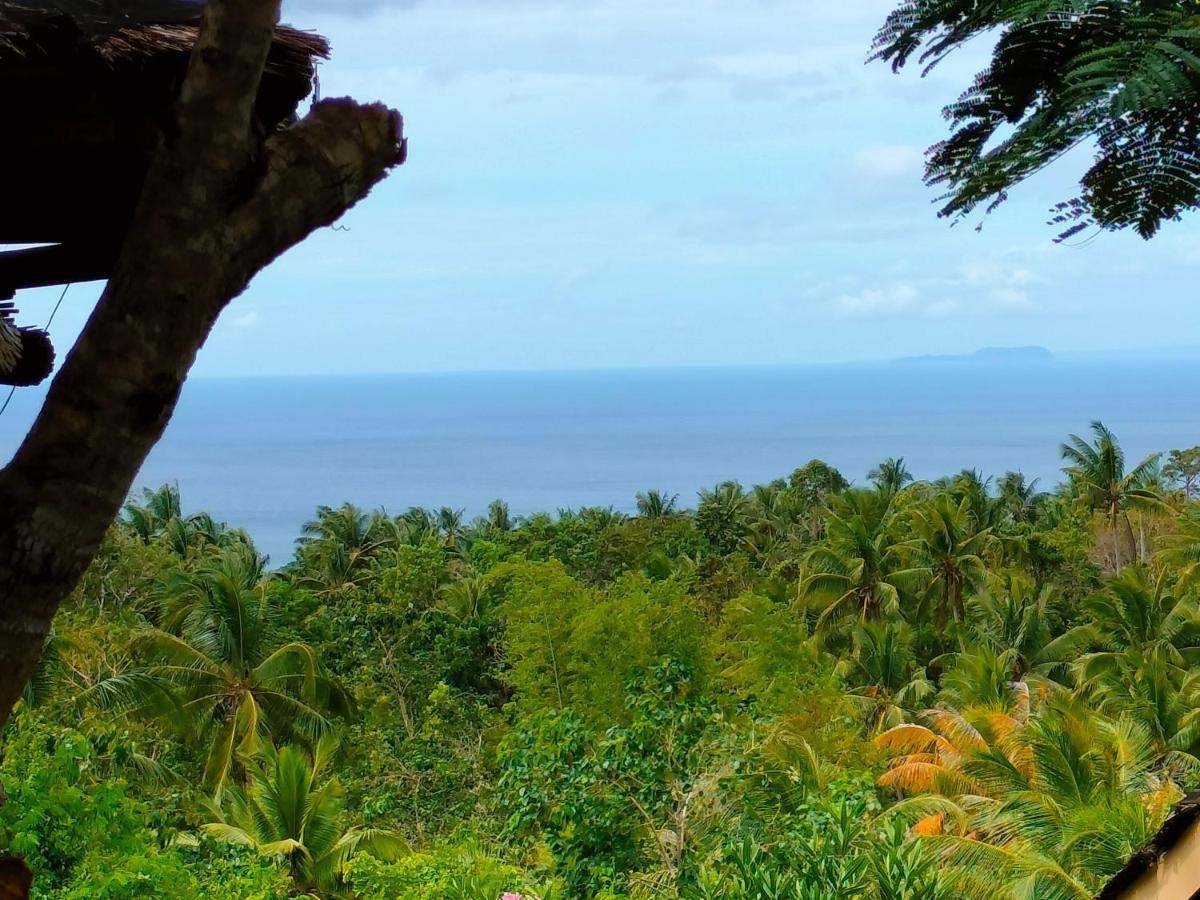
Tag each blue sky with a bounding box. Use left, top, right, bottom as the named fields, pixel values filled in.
left=19, top=0, right=1200, bottom=374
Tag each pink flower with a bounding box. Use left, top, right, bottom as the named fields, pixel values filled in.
left=501, top=894, right=523, bottom=900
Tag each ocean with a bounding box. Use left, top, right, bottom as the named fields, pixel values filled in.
left=2, top=360, right=1197, bottom=565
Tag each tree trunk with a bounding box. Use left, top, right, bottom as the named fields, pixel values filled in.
left=0, top=0, right=404, bottom=728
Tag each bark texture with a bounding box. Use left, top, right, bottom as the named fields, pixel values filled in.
left=0, top=0, right=404, bottom=726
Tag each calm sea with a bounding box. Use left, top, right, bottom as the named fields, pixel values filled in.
left=2, top=360, right=1197, bottom=564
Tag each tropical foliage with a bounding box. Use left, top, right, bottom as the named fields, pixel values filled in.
left=874, top=0, right=1200, bottom=238
left=3, top=422, right=1200, bottom=898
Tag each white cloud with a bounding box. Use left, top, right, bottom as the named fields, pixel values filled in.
left=958, top=258, right=1044, bottom=312
left=834, top=268, right=1040, bottom=319
left=834, top=284, right=920, bottom=317
left=849, top=144, right=925, bottom=181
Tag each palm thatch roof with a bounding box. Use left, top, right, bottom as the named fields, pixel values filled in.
left=0, top=300, right=52, bottom=387
left=0, top=1, right=328, bottom=385
left=0, top=0, right=328, bottom=288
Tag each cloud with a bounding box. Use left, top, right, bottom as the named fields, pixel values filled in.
left=848, top=144, right=925, bottom=182
left=958, top=259, right=1044, bottom=312
left=650, top=46, right=860, bottom=104
left=834, top=284, right=920, bottom=317
left=833, top=263, right=1043, bottom=319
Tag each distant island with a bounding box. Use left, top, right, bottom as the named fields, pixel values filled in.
left=895, top=345, right=1055, bottom=364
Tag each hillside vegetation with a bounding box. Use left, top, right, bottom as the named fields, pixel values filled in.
left=4, top=422, right=1200, bottom=899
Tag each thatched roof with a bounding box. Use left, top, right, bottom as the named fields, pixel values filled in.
left=0, top=1, right=327, bottom=102
left=0, top=0, right=329, bottom=295
left=0, top=300, right=52, bottom=386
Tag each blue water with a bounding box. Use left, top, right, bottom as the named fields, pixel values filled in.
left=2, top=361, right=1198, bottom=564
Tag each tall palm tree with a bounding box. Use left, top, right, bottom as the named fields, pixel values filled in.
left=696, top=481, right=753, bottom=555
left=799, top=489, right=918, bottom=627
left=579, top=505, right=625, bottom=530
left=299, top=503, right=393, bottom=559
left=869, top=457, right=914, bottom=496
left=433, top=506, right=469, bottom=554
left=836, top=622, right=933, bottom=731
left=1085, top=644, right=1200, bottom=757
left=1068, top=567, right=1200, bottom=671
left=438, top=575, right=496, bottom=623
left=155, top=542, right=267, bottom=631
left=397, top=506, right=438, bottom=546
left=945, top=469, right=1003, bottom=531
left=966, top=574, right=1080, bottom=682
left=936, top=645, right=1028, bottom=713
left=879, top=700, right=1188, bottom=899
left=121, top=483, right=183, bottom=542
left=1155, top=508, right=1200, bottom=590
left=486, top=498, right=514, bottom=535
left=636, top=489, right=679, bottom=519
left=905, top=496, right=994, bottom=629
left=297, top=541, right=380, bottom=597
left=92, top=546, right=349, bottom=797
left=295, top=503, right=395, bottom=590
left=1061, top=421, right=1163, bottom=567
left=203, top=736, right=405, bottom=894
left=995, top=471, right=1041, bottom=525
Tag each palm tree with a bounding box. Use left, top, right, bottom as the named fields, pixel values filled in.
left=1156, top=508, right=1200, bottom=590
left=156, top=542, right=267, bottom=630
left=799, top=489, right=918, bottom=627
left=154, top=510, right=258, bottom=561
left=636, top=489, right=679, bottom=519
left=1086, top=644, right=1200, bottom=757
left=995, top=471, right=1041, bottom=525
left=747, top=480, right=806, bottom=556
left=295, top=503, right=395, bottom=590
left=936, top=645, right=1028, bottom=713
left=297, top=541, right=379, bottom=597
left=966, top=574, right=1079, bottom=682
left=945, top=469, right=1003, bottom=531
left=1061, top=421, right=1163, bottom=567
left=203, top=736, right=405, bottom=894
left=486, top=498, right=514, bottom=535
left=299, top=503, right=393, bottom=558
left=905, top=496, right=994, bottom=629
left=92, top=545, right=350, bottom=797
left=433, top=506, right=469, bottom=554
left=121, top=483, right=183, bottom=542
left=696, top=481, right=753, bottom=555
left=1068, top=567, right=1200, bottom=670
left=836, top=622, right=933, bottom=731
left=397, top=506, right=437, bottom=546
left=438, top=575, right=496, bottom=623
left=878, top=700, right=1188, bottom=899
left=869, top=458, right=913, bottom=496
left=579, top=505, right=625, bottom=530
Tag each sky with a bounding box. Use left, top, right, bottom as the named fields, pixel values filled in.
left=16, top=0, right=1200, bottom=374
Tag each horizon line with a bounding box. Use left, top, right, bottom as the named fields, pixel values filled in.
left=186, top=346, right=1200, bottom=380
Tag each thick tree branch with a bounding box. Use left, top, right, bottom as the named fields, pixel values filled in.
left=0, top=0, right=404, bottom=725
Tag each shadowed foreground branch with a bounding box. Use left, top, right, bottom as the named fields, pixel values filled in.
left=0, top=0, right=405, bottom=729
